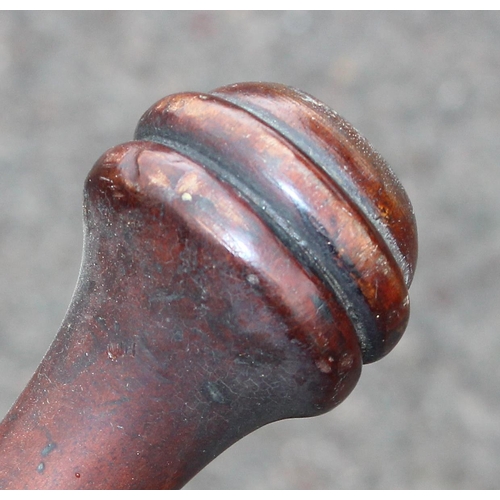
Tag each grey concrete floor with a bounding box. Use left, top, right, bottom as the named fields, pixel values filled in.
left=0, top=11, right=499, bottom=489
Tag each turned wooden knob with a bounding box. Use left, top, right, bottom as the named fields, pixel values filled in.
left=0, top=82, right=417, bottom=489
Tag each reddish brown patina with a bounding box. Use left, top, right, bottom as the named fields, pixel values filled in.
left=0, top=82, right=417, bottom=489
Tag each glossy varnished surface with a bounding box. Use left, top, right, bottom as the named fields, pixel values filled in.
left=0, top=140, right=362, bottom=489
left=212, top=82, right=417, bottom=286
left=135, top=82, right=417, bottom=362
left=0, top=82, right=416, bottom=489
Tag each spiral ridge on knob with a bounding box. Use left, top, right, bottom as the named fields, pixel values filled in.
left=133, top=82, right=417, bottom=363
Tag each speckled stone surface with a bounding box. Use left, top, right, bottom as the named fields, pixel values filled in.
left=0, top=11, right=499, bottom=489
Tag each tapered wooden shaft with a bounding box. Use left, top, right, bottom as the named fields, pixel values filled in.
left=0, top=83, right=417, bottom=489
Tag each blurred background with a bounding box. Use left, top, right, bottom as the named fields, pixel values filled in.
left=0, top=11, right=499, bottom=489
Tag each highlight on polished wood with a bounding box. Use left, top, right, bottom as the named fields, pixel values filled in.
left=0, top=82, right=417, bottom=489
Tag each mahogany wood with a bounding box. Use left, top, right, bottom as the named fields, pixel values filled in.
left=0, top=82, right=417, bottom=489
